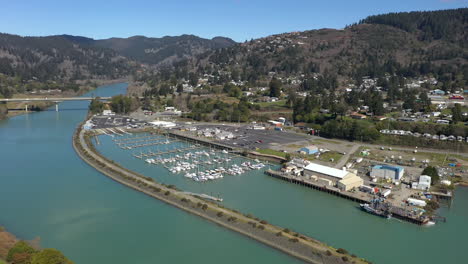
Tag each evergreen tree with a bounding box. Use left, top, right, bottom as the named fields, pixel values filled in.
left=269, top=78, right=282, bottom=98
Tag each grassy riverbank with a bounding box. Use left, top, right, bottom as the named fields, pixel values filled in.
left=0, top=226, right=72, bottom=264
left=0, top=227, right=16, bottom=262
left=74, top=123, right=370, bottom=264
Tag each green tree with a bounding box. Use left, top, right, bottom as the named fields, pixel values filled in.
left=110, top=95, right=139, bottom=114
left=31, top=249, right=74, bottom=264
left=402, top=91, right=416, bottom=110
left=7, top=241, right=37, bottom=263
left=88, top=98, right=105, bottom=114
left=176, top=83, right=184, bottom=93
left=189, top=72, right=198, bottom=87
left=451, top=103, right=463, bottom=123
left=269, top=78, right=282, bottom=98
left=419, top=91, right=431, bottom=112
left=422, top=166, right=439, bottom=184
left=228, top=86, right=242, bottom=98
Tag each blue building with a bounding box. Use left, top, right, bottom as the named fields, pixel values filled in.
left=299, top=145, right=319, bottom=155
left=370, top=165, right=405, bottom=182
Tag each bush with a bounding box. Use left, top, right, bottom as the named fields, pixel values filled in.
left=258, top=225, right=265, bottom=230
left=326, top=250, right=332, bottom=256
left=31, top=248, right=74, bottom=264
left=283, top=228, right=290, bottom=233
left=276, top=232, right=283, bottom=237
left=201, top=204, right=208, bottom=210
left=337, top=248, right=348, bottom=254
left=342, top=256, right=349, bottom=262
left=260, top=220, right=268, bottom=225
left=7, top=241, right=37, bottom=262
left=216, top=212, right=224, bottom=217
left=289, top=238, right=299, bottom=243
left=164, top=191, right=170, bottom=196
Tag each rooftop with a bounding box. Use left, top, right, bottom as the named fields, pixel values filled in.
left=304, top=163, right=349, bottom=179
left=372, top=165, right=404, bottom=173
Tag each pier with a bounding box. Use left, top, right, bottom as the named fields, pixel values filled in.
left=265, top=169, right=371, bottom=203
left=265, top=169, right=430, bottom=225
left=133, top=146, right=204, bottom=159
left=168, top=131, right=234, bottom=151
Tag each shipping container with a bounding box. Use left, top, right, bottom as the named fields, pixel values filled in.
left=407, top=198, right=427, bottom=207
left=382, top=189, right=391, bottom=197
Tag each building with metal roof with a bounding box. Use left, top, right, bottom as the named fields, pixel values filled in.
left=370, top=165, right=404, bottom=182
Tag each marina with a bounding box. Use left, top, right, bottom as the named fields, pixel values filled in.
left=2, top=83, right=465, bottom=264
left=109, top=132, right=267, bottom=184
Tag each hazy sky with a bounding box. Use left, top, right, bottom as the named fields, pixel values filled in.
left=1, top=0, right=466, bottom=41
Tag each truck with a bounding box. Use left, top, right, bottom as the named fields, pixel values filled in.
left=449, top=95, right=465, bottom=100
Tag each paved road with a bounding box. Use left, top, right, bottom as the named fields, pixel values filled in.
left=306, top=135, right=468, bottom=158
left=335, top=144, right=361, bottom=169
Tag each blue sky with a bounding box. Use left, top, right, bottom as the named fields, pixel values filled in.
left=1, top=0, right=466, bottom=41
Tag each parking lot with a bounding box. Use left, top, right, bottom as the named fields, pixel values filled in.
left=193, top=124, right=310, bottom=149
left=91, top=115, right=148, bottom=129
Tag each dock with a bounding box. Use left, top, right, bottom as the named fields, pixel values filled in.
left=265, top=169, right=431, bottom=225
left=168, top=131, right=234, bottom=151
left=265, top=169, right=371, bottom=203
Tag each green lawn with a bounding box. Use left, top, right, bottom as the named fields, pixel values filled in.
left=319, top=151, right=344, bottom=162
left=0, top=259, right=6, bottom=264
left=254, top=100, right=287, bottom=108
left=313, top=139, right=342, bottom=145
left=256, top=148, right=288, bottom=158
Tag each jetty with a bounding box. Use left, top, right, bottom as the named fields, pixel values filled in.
left=74, top=124, right=368, bottom=264
left=183, top=192, right=223, bottom=202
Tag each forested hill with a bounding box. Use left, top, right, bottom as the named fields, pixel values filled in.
left=358, top=8, right=468, bottom=46
left=92, top=35, right=236, bottom=65
left=0, top=33, right=133, bottom=81
left=186, top=8, right=467, bottom=83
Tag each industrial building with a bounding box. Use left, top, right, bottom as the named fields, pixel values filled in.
left=303, top=163, right=363, bottom=191
left=149, top=121, right=177, bottom=128
left=370, top=165, right=404, bottom=182
left=299, top=145, right=319, bottom=155
left=337, top=174, right=364, bottom=191
left=412, top=175, right=432, bottom=190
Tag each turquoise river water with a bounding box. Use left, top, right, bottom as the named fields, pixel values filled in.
left=1, top=83, right=467, bottom=264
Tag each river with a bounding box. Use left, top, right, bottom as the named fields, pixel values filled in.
left=1, top=83, right=467, bottom=264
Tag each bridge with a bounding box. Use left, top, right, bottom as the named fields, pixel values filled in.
left=0, top=97, right=112, bottom=112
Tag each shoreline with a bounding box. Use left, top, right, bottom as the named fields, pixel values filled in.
left=0, top=226, right=17, bottom=261
left=73, top=123, right=369, bottom=264
left=1, top=78, right=129, bottom=120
